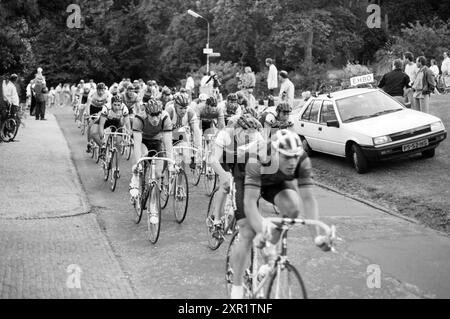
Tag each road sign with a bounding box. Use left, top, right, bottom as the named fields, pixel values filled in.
left=203, top=48, right=213, bottom=54
left=209, top=52, right=221, bottom=57
left=350, top=73, right=374, bottom=87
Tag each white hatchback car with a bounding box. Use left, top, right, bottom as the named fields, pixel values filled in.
left=292, top=88, right=447, bottom=173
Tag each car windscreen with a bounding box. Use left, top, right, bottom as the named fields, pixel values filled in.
left=335, top=91, right=404, bottom=123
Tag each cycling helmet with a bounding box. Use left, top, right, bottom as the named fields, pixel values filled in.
left=111, top=95, right=123, bottom=105
left=276, top=102, right=293, bottom=113
left=142, top=92, right=152, bottom=103
left=97, top=82, right=106, bottom=90
left=236, top=113, right=262, bottom=130
left=226, top=101, right=239, bottom=116
left=144, top=98, right=163, bottom=114
left=173, top=92, right=190, bottom=107
left=227, top=93, right=238, bottom=102
left=272, top=129, right=304, bottom=157
left=83, top=87, right=90, bottom=94
left=198, top=93, right=208, bottom=102
left=205, top=96, right=217, bottom=107
left=161, top=86, right=171, bottom=95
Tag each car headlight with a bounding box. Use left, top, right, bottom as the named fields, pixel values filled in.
left=373, top=135, right=392, bottom=145
left=430, top=121, right=445, bottom=132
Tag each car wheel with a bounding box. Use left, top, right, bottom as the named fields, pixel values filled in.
left=349, top=144, right=369, bottom=174
left=300, top=136, right=314, bottom=157
left=421, top=148, right=435, bottom=158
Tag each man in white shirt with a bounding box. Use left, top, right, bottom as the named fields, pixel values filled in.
left=278, top=71, right=295, bottom=107
left=185, top=72, right=195, bottom=100
left=2, top=74, right=20, bottom=106
left=404, top=52, right=418, bottom=109
left=441, top=52, right=450, bottom=76
left=265, top=58, right=278, bottom=106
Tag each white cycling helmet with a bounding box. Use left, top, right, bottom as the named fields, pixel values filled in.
left=272, top=129, right=304, bottom=157
left=198, top=93, right=208, bottom=102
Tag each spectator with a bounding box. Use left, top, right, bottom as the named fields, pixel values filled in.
left=49, top=87, right=56, bottom=108
left=33, top=75, right=47, bottom=120
left=278, top=71, right=295, bottom=107
left=205, top=71, right=222, bottom=99
left=26, top=79, right=34, bottom=110
left=441, top=52, right=450, bottom=76
left=55, top=83, right=62, bottom=107
left=241, top=66, right=256, bottom=94
left=185, top=72, right=195, bottom=100
left=89, top=79, right=96, bottom=90
left=430, top=59, right=441, bottom=95
left=2, top=74, right=20, bottom=107
left=199, top=71, right=212, bottom=96
left=378, top=59, right=410, bottom=104
left=412, top=56, right=436, bottom=114
left=404, top=52, right=419, bottom=110
left=265, top=58, right=278, bottom=106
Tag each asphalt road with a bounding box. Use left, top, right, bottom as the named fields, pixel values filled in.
left=51, top=107, right=450, bottom=299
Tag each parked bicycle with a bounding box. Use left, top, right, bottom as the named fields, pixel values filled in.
left=225, top=217, right=337, bottom=299
left=1, top=103, right=23, bottom=143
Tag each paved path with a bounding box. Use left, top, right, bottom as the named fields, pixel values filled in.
left=0, top=113, right=136, bottom=298
left=1, top=108, right=449, bottom=298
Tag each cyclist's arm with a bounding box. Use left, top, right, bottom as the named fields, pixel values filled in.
left=217, top=108, right=225, bottom=129
left=98, top=116, right=106, bottom=140
left=209, top=130, right=230, bottom=179
left=162, top=113, right=174, bottom=161
left=132, top=117, right=144, bottom=164
left=188, top=110, right=202, bottom=150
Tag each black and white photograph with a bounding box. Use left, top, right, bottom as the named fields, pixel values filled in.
left=1, top=0, right=449, bottom=303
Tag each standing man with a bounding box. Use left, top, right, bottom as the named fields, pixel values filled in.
left=278, top=71, right=295, bottom=107
left=185, top=72, right=195, bottom=101
left=441, top=52, right=450, bottom=76
left=412, top=56, right=436, bottom=114
left=33, top=75, right=47, bottom=120
left=404, top=52, right=419, bottom=110
left=378, top=59, right=410, bottom=104
left=265, top=58, right=278, bottom=106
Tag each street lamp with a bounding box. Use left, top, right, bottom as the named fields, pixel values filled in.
left=187, top=9, right=210, bottom=73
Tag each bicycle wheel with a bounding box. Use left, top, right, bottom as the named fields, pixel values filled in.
left=204, top=165, right=217, bottom=196
left=146, top=183, right=162, bottom=244
left=266, top=261, right=307, bottom=299
left=133, top=162, right=149, bottom=224
left=225, top=231, right=254, bottom=298
left=90, top=142, right=95, bottom=159
left=206, top=188, right=223, bottom=250
left=110, top=149, right=119, bottom=192
left=173, top=169, right=189, bottom=224
left=0, top=118, right=18, bottom=142
left=191, top=161, right=202, bottom=186
left=120, top=137, right=126, bottom=156
left=126, top=142, right=133, bottom=161
left=103, top=147, right=111, bottom=181
left=160, top=166, right=170, bottom=209
left=80, top=119, right=86, bottom=136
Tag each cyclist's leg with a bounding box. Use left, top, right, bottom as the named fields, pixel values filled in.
left=130, top=142, right=149, bottom=198
left=230, top=173, right=255, bottom=293
left=91, top=123, right=102, bottom=147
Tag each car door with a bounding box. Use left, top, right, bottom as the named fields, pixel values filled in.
left=316, top=100, right=346, bottom=156
left=298, top=99, right=323, bottom=150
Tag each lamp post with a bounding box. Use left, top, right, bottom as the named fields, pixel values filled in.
left=187, top=9, right=210, bottom=73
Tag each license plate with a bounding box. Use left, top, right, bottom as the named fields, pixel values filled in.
left=402, top=139, right=429, bottom=152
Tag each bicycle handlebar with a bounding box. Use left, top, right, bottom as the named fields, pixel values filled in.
left=136, top=156, right=176, bottom=167
left=266, top=217, right=337, bottom=241
left=173, top=146, right=200, bottom=154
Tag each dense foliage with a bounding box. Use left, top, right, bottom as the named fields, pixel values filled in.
left=1, top=0, right=450, bottom=94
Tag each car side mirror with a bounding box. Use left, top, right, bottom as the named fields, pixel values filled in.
left=327, top=120, right=340, bottom=128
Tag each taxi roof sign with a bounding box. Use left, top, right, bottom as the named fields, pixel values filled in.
left=350, top=74, right=374, bottom=87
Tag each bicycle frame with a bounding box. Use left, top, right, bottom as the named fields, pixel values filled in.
left=248, top=218, right=336, bottom=298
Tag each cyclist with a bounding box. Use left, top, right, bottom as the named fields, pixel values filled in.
left=193, top=95, right=225, bottom=133
left=259, top=102, right=294, bottom=138
left=165, top=92, right=202, bottom=169
left=160, top=86, right=173, bottom=109
left=85, top=83, right=110, bottom=153
left=218, top=93, right=242, bottom=126
left=122, top=84, right=139, bottom=116
left=98, top=95, right=131, bottom=153
left=237, top=91, right=257, bottom=117
left=229, top=129, right=332, bottom=299
left=209, top=113, right=263, bottom=236
left=129, top=98, right=174, bottom=202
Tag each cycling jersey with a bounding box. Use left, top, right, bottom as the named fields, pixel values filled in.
left=165, top=102, right=198, bottom=142
left=132, top=111, right=172, bottom=141
left=245, top=146, right=314, bottom=203
left=122, top=92, right=138, bottom=114
left=87, top=91, right=111, bottom=115
left=192, top=101, right=225, bottom=131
